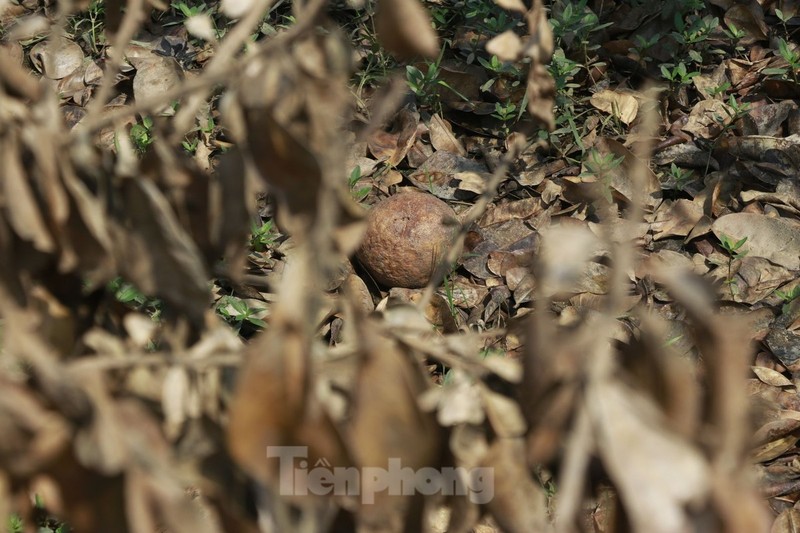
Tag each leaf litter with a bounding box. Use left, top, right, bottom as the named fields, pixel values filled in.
left=0, top=0, right=800, bottom=531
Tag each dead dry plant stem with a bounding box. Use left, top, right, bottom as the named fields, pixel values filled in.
left=73, top=0, right=328, bottom=139
left=170, top=0, right=278, bottom=140
left=555, top=405, right=592, bottom=533
left=416, top=141, right=523, bottom=312
left=85, top=0, right=147, bottom=119
left=390, top=329, right=507, bottom=376
left=68, top=352, right=243, bottom=370
left=607, top=96, right=655, bottom=317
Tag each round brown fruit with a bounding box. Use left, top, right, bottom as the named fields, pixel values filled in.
left=356, top=191, right=461, bottom=289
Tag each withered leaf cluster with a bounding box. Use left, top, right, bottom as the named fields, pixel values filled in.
left=0, top=0, right=797, bottom=532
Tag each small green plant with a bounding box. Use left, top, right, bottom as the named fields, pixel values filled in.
left=550, top=0, right=611, bottom=52
left=171, top=0, right=211, bottom=19
left=405, top=48, right=470, bottom=110
left=707, top=82, right=731, bottom=98
left=664, top=162, right=694, bottom=190
left=660, top=62, right=699, bottom=86
left=130, top=116, right=154, bottom=153
left=478, top=55, right=523, bottom=90
left=547, top=48, right=582, bottom=150
left=442, top=271, right=459, bottom=322
left=69, top=0, right=105, bottom=54
left=215, top=295, right=266, bottom=333
left=722, top=22, right=747, bottom=56
left=774, top=285, right=800, bottom=314
left=8, top=514, right=23, bottom=533
left=250, top=219, right=279, bottom=252
left=719, top=94, right=751, bottom=123
left=630, top=33, right=661, bottom=64
left=479, top=347, right=505, bottom=359
left=108, top=277, right=162, bottom=321
left=762, top=38, right=800, bottom=83
left=348, top=166, right=371, bottom=202
left=491, top=100, right=518, bottom=136
left=481, top=10, right=514, bottom=35
left=548, top=48, right=582, bottom=100
left=181, top=137, right=200, bottom=154
left=405, top=64, right=440, bottom=106
left=775, top=9, right=794, bottom=40
left=429, top=5, right=457, bottom=30
left=579, top=149, right=624, bottom=203
left=464, top=0, right=513, bottom=34
left=718, top=234, right=748, bottom=298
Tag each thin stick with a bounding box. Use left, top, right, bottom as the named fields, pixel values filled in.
left=416, top=138, right=524, bottom=312
left=84, top=0, right=147, bottom=118
left=72, top=0, right=327, bottom=139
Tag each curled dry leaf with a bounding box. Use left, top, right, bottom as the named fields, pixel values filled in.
left=486, top=30, right=524, bottom=62
left=682, top=99, right=735, bottom=139
left=429, top=114, right=466, bottom=156
left=375, top=0, right=439, bottom=60
left=30, top=38, right=84, bottom=80
left=590, top=89, right=639, bottom=125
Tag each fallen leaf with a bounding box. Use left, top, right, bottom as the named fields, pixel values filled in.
left=590, top=379, right=710, bottom=533
left=486, top=30, right=523, bottom=62
left=590, top=89, right=639, bottom=125
left=711, top=213, right=800, bottom=270
left=30, top=38, right=84, bottom=80
left=375, top=0, right=439, bottom=60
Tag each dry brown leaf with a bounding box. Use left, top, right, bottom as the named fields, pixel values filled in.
left=651, top=199, right=704, bottom=240
left=429, top=114, right=466, bottom=156
left=591, top=137, right=662, bottom=207
left=375, top=0, right=439, bottom=60
left=408, top=150, right=488, bottom=200
left=682, top=99, right=734, bottom=139
left=29, top=38, right=84, bottom=79
left=481, top=437, right=550, bottom=533
left=752, top=366, right=795, bottom=389
left=367, top=107, right=420, bottom=166
left=348, top=322, right=442, bottom=529
left=724, top=2, right=768, bottom=43
left=130, top=56, right=184, bottom=115
left=2, top=135, right=56, bottom=253
left=589, top=379, right=710, bottom=533
left=711, top=213, right=800, bottom=270
left=772, top=509, right=800, bottom=533
left=493, top=0, right=527, bottom=13
left=112, top=176, right=210, bottom=328
left=590, top=89, right=639, bottom=125
left=486, top=30, right=523, bottom=62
